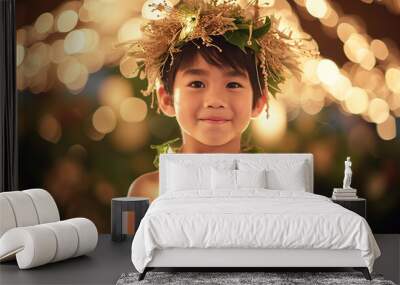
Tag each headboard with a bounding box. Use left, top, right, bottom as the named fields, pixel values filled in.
left=159, top=153, right=314, bottom=195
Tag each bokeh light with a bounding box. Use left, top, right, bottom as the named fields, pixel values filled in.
left=302, top=59, right=320, bottom=85
left=65, top=64, right=89, bottom=91
left=92, top=106, right=117, bottom=134
left=34, top=12, right=54, bottom=34
left=77, top=50, right=105, bottom=74
left=320, top=8, right=338, bottom=27
left=57, top=57, right=82, bottom=84
left=344, top=87, right=369, bottom=114
left=111, top=120, right=150, bottom=151
left=317, top=59, right=340, bottom=86
left=337, top=22, right=356, bottom=42
left=359, top=49, right=376, bottom=70
left=23, top=42, right=49, bottom=78
left=98, top=76, right=133, bottom=111
left=376, top=115, right=396, bottom=140
left=118, top=18, right=143, bottom=43
left=64, top=29, right=86, bottom=54
left=300, top=88, right=325, bottom=115
left=368, top=98, right=389, bottom=124
left=252, top=99, right=287, bottom=147
left=120, top=56, right=140, bottom=78
left=385, top=67, right=400, bottom=93
left=305, top=0, right=328, bottom=18
left=120, top=97, right=148, bottom=122
left=370, top=39, right=389, bottom=61
left=326, top=74, right=351, bottom=101
left=38, top=114, right=62, bottom=143
left=56, top=10, right=79, bottom=33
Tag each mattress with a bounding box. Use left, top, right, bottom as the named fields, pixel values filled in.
left=131, top=189, right=381, bottom=273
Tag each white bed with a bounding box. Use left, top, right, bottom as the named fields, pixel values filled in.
left=131, top=153, right=381, bottom=281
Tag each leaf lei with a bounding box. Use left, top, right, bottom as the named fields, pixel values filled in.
left=150, top=137, right=181, bottom=169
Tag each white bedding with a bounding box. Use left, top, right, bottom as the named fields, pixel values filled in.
left=131, top=189, right=380, bottom=273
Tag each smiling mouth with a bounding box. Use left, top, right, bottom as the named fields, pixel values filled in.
left=199, top=118, right=231, bottom=124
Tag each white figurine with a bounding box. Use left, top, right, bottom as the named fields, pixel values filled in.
left=342, top=156, right=353, bottom=189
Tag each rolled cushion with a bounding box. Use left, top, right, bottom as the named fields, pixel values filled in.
left=0, top=189, right=60, bottom=239
left=0, top=196, right=17, bottom=237
left=23, top=189, right=60, bottom=224
left=0, top=218, right=98, bottom=269
left=42, top=221, right=79, bottom=262
left=65, top=218, right=98, bottom=257
left=0, top=191, right=39, bottom=227
left=0, top=226, right=57, bottom=269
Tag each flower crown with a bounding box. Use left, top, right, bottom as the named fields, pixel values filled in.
left=118, top=0, right=318, bottom=117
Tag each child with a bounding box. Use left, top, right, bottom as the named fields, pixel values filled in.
left=128, top=36, right=267, bottom=200
left=122, top=0, right=314, bottom=200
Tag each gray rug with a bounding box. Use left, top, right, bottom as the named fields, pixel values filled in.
left=116, top=271, right=396, bottom=285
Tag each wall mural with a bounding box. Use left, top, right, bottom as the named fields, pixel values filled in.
left=16, top=0, right=400, bottom=233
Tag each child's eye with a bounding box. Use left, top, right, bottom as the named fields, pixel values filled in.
left=188, top=81, right=205, bottom=88
left=226, top=82, right=243, bottom=88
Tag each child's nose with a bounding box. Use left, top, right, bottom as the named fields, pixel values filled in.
left=203, top=89, right=227, bottom=109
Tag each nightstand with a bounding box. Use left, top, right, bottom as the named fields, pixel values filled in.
left=331, top=197, right=366, bottom=219
left=111, top=197, right=149, bottom=242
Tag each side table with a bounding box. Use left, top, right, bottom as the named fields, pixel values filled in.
left=111, top=197, right=149, bottom=242
left=331, top=197, right=366, bottom=219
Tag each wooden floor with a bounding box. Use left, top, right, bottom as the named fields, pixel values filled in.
left=0, top=234, right=398, bottom=284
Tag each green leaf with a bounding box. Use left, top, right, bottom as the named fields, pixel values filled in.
left=150, top=137, right=181, bottom=168
left=223, top=30, right=249, bottom=53
left=267, top=69, right=285, bottom=98
left=252, top=17, right=271, bottom=38
left=233, top=17, right=245, bottom=24
left=236, top=23, right=250, bottom=30
left=248, top=39, right=261, bottom=53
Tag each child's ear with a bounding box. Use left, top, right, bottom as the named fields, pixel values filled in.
left=251, top=91, right=267, bottom=118
left=157, top=85, right=176, bottom=117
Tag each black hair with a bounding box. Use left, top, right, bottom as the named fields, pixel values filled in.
left=160, top=35, right=265, bottom=109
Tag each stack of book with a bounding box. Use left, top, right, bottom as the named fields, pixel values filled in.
left=332, top=188, right=358, bottom=200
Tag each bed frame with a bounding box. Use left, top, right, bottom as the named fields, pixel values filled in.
left=139, top=153, right=372, bottom=281
left=141, top=248, right=371, bottom=280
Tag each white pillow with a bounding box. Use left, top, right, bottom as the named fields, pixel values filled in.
left=265, top=163, right=307, bottom=191
left=211, top=168, right=236, bottom=190
left=211, top=169, right=267, bottom=190
left=167, top=160, right=235, bottom=192
left=238, top=159, right=308, bottom=191
left=236, top=169, right=267, bottom=188
left=167, top=163, right=210, bottom=191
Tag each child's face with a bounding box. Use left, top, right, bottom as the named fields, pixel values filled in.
left=158, top=54, right=265, bottom=147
